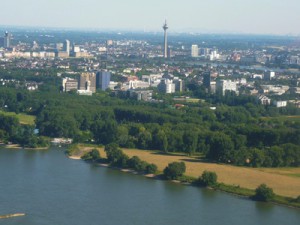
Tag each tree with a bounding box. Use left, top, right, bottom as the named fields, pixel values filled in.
left=104, top=143, right=128, bottom=167
left=163, top=162, right=186, bottom=180
left=145, top=163, right=158, bottom=174
left=253, top=184, right=275, bottom=202
left=206, top=132, right=234, bottom=162
left=81, top=149, right=101, bottom=161
left=198, top=171, right=218, bottom=187
left=183, top=131, right=198, bottom=156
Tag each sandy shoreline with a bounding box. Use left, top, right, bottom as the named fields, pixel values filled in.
left=3, top=144, right=49, bottom=150
left=68, top=155, right=156, bottom=178
left=68, top=155, right=81, bottom=160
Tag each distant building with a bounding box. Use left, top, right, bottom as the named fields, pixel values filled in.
left=173, top=78, right=184, bottom=92
left=167, top=47, right=172, bottom=58
left=0, top=37, right=3, bottom=47
left=216, top=80, right=237, bottom=95
left=191, top=45, right=199, bottom=57
left=56, top=51, right=69, bottom=58
left=79, top=72, right=96, bottom=93
left=96, top=71, right=111, bottom=91
left=106, top=40, right=113, bottom=46
left=203, top=72, right=211, bottom=89
left=158, top=79, right=175, bottom=94
left=64, top=40, right=70, bottom=55
left=62, top=78, right=78, bottom=92
left=264, top=71, right=275, bottom=81
left=273, top=101, right=287, bottom=108
left=200, top=48, right=210, bottom=57
left=4, top=31, right=11, bottom=48
left=3, top=31, right=11, bottom=48
left=257, top=95, right=271, bottom=105
left=129, top=90, right=153, bottom=101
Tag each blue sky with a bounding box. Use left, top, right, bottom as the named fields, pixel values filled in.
left=1, top=0, right=300, bottom=35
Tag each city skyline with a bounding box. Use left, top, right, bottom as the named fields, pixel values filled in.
left=1, top=0, right=300, bottom=35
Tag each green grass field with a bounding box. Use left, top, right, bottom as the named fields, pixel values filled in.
left=261, top=115, right=300, bottom=123
left=0, top=110, right=36, bottom=125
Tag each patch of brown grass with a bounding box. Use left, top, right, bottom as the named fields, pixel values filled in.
left=118, top=148, right=300, bottom=198
left=72, top=146, right=300, bottom=198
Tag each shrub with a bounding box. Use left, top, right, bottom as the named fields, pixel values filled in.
left=128, top=156, right=142, bottom=169
left=81, top=149, right=101, bottom=161
left=253, top=184, right=275, bottom=202
left=163, top=162, right=186, bottom=180
left=145, top=163, right=158, bottom=174
left=105, top=143, right=129, bottom=167
left=294, top=196, right=300, bottom=203
left=198, top=171, right=218, bottom=187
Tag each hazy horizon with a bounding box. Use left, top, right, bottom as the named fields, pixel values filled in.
left=1, top=0, right=300, bottom=35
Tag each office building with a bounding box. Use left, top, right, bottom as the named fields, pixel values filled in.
left=79, top=72, right=96, bottom=93
left=64, top=40, right=70, bottom=55
left=191, top=45, right=199, bottom=57
left=96, top=71, right=111, bottom=91
left=3, top=31, right=11, bottom=48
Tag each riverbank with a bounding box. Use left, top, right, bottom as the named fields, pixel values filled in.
left=3, top=144, right=49, bottom=150
left=67, top=144, right=300, bottom=209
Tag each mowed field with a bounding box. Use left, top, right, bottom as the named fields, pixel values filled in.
left=0, top=110, right=35, bottom=125
left=94, top=148, right=300, bottom=198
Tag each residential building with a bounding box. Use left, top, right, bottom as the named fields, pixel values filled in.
left=257, top=95, right=271, bottom=105
left=273, top=101, right=287, bottom=108
left=62, top=78, right=78, bottom=92
left=79, top=72, right=96, bottom=93
left=216, top=80, right=238, bottom=95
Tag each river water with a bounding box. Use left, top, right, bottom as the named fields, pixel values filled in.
left=0, top=147, right=299, bottom=225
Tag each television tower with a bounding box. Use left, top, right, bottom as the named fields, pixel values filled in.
left=162, top=20, right=168, bottom=58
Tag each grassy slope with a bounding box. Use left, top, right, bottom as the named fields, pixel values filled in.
left=0, top=110, right=36, bottom=125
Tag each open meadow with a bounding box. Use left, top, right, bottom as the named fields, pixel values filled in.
left=0, top=110, right=36, bottom=125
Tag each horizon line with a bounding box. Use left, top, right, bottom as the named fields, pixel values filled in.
left=0, top=24, right=299, bottom=38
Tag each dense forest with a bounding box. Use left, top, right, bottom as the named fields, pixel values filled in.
left=0, top=80, right=299, bottom=167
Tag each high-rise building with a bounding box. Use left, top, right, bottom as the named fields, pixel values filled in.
left=264, top=71, right=275, bottom=81
left=203, top=72, right=211, bottom=89
left=79, top=72, right=96, bottom=93
left=62, top=78, right=78, bottom=92
left=216, top=80, right=238, bottom=95
left=3, top=31, right=11, bottom=48
left=158, top=79, right=175, bottom=94
left=64, top=40, right=70, bottom=55
left=96, top=71, right=111, bottom=91
left=162, top=20, right=168, bottom=58
left=173, top=78, right=184, bottom=92
left=191, top=45, right=199, bottom=57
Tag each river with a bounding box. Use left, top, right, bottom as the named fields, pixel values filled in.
left=0, top=147, right=299, bottom=225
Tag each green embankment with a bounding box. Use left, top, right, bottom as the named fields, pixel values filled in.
left=0, top=110, right=35, bottom=125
